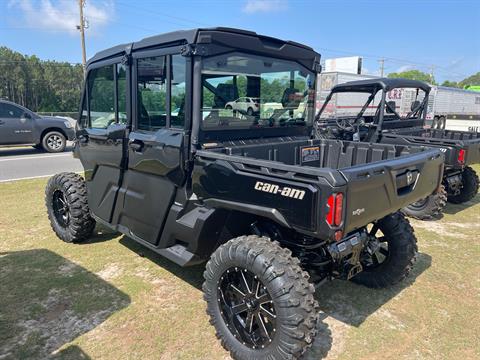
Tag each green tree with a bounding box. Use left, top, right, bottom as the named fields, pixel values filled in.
left=441, top=80, right=460, bottom=88
left=0, top=46, right=83, bottom=113
left=388, top=69, right=435, bottom=84
left=459, top=72, right=480, bottom=88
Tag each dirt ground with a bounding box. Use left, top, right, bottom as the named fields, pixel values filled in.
left=0, top=165, right=479, bottom=359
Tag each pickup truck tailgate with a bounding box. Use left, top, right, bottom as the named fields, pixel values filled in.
left=340, top=149, right=444, bottom=233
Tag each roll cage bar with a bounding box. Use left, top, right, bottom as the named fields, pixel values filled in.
left=315, top=78, right=431, bottom=141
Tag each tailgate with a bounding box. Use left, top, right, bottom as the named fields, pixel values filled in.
left=382, top=132, right=480, bottom=167
left=464, top=140, right=480, bottom=165
left=339, top=149, right=444, bottom=233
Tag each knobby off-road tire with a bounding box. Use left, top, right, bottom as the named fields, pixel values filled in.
left=299, top=313, right=332, bottom=360
left=352, top=212, right=417, bottom=288
left=203, top=235, right=320, bottom=360
left=447, top=166, right=479, bottom=204
left=401, top=185, right=447, bottom=220
left=45, top=172, right=95, bottom=243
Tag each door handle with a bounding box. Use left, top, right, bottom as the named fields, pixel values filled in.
left=129, top=139, right=144, bottom=152
left=0, top=120, right=5, bottom=125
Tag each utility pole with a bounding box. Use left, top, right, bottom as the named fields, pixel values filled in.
left=77, top=0, right=87, bottom=73
left=430, top=65, right=435, bottom=84
left=378, top=58, right=385, bottom=77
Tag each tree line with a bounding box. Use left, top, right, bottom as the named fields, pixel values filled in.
left=0, top=46, right=84, bottom=112
left=387, top=69, right=480, bottom=88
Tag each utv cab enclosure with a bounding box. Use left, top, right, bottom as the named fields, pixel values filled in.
left=46, top=29, right=444, bottom=360
left=317, top=78, right=479, bottom=220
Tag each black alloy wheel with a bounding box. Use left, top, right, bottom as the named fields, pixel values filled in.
left=52, top=190, right=70, bottom=227
left=352, top=212, right=417, bottom=288
left=218, top=267, right=276, bottom=349
left=363, top=223, right=390, bottom=269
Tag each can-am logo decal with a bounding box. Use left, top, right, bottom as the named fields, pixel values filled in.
left=254, top=181, right=305, bottom=200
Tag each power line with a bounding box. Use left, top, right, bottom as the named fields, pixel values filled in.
left=317, top=45, right=470, bottom=78
left=116, top=1, right=211, bottom=27
left=0, top=60, right=82, bottom=66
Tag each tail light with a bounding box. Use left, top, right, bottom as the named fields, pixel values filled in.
left=326, top=195, right=335, bottom=225
left=334, top=193, right=343, bottom=226
left=458, top=149, right=466, bottom=165
left=326, top=193, right=344, bottom=227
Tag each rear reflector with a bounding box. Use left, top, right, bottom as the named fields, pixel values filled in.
left=326, top=193, right=344, bottom=227
left=458, top=149, right=466, bottom=164
left=334, top=193, right=343, bottom=226
left=335, top=230, right=343, bottom=241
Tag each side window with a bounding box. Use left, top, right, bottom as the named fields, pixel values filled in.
left=171, top=55, right=186, bottom=128
left=88, top=65, right=115, bottom=129
left=117, top=64, right=127, bottom=124
left=0, top=103, right=23, bottom=119
left=137, top=56, right=167, bottom=131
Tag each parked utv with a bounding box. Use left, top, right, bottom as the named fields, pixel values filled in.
left=316, top=78, right=480, bottom=220
left=45, top=28, right=444, bottom=359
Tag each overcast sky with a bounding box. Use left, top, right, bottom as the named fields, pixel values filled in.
left=1, top=0, right=479, bottom=82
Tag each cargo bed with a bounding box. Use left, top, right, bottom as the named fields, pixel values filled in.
left=381, top=128, right=480, bottom=167
left=195, top=138, right=444, bottom=237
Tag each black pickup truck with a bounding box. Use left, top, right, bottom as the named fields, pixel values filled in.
left=44, top=28, right=444, bottom=359
left=316, top=78, right=480, bottom=220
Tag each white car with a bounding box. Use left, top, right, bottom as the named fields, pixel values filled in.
left=225, top=97, right=260, bottom=115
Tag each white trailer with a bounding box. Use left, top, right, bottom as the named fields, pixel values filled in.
left=317, top=72, right=480, bottom=133
left=426, top=86, right=480, bottom=133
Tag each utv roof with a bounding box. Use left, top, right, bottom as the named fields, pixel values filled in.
left=88, top=27, right=319, bottom=67
left=331, top=78, right=431, bottom=93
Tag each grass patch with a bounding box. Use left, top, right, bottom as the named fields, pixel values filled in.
left=0, top=165, right=479, bottom=359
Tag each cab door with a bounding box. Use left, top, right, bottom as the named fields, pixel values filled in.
left=0, top=102, right=34, bottom=145
left=76, top=60, right=129, bottom=223
left=113, top=50, right=189, bottom=245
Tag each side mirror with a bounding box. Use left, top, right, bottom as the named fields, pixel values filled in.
left=20, top=112, right=32, bottom=121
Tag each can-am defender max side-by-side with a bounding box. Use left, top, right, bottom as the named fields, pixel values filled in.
left=316, top=78, right=479, bottom=220
left=45, top=28, right=444, bottom=360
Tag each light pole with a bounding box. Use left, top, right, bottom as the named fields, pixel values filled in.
left=77, top=0, right=87, bottom=74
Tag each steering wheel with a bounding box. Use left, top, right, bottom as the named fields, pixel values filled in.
left=335, top=117, right=355, bottom=132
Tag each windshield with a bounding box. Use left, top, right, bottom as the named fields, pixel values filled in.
left=201, top=52, right=315, bottom=131
left=318, top=87, right=427, bottom=121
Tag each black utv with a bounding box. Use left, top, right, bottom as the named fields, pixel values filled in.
left=316, top=78, right=479, bottom=220
left=45, top=28, right=444, bottom=359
